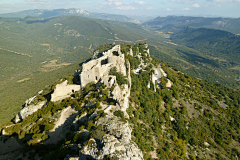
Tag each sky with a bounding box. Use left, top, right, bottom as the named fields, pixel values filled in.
left=0, top=0, right=240, bottom=18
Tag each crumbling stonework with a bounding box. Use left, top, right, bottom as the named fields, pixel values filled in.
left=79, top=45, right=126, bottom=89
left=51, top=80, right=80, bottom=102
left=79, top=45, right=130, bottom=110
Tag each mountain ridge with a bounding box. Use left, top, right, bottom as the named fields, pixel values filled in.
left=142, top=16, right=240, bottom=34
left=0, top=8, right=141, bottom=24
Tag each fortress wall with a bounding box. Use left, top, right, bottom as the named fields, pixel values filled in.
left=101, top=76, right=116, bottom=87
left=94, top=67, right=100, bottom=81
left=51, top=80, right=81, bottom=102
left=103, top=50, right=112, bottom=56
left=82, top=59, right=98, bottom=72
left=108, top=56, right=118, bottom=64
left=80, top=69, right=96, bottom=88
left=79, top=45, right=124, bottom=88
left=99, top=64, right=112, bottom=78
left=108, top=55, right=126, bottom=76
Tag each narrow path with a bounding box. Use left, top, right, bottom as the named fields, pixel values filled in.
left=0, top=48, right=32, bottom=57
left=45, top=106, right=78, bottom=144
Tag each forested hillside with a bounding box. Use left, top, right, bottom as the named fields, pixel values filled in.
left=142, top=16, right=240, bottom=34
left=168, top=27, right=240, bottom=88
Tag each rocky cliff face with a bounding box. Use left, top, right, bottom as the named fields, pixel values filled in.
left=74, top=118, right=143, bottom=160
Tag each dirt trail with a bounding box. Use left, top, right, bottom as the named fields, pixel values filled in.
left=45, top=106, right=78, bottom=144
left=0, top=48, right=32, bottom=57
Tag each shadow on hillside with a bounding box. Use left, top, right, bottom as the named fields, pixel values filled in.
left=24, top=17, right=54, bottom=24
left=178, top=49, right=221, bottom=68
left=44, top=107, right=79, bottom=144
left=0, top=105, right=81, bottom=158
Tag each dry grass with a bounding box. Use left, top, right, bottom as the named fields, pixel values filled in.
left=40, top=44, right=50, bottom=46
left=42, top=60, right=71, bottom=71
left=17, top=78, right=31, bottom=83
left=135, top=38, right=148, bottom=42
left=230, top=66, right=240, bottom=71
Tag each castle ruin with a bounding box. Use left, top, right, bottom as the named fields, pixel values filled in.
left=79, top=45, right=126, bottom=89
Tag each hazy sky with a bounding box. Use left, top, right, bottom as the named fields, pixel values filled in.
left=0, top=0, right=240, bottom=18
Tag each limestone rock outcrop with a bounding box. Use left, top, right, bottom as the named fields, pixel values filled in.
left=14, top=100, right=46, bottom=123
left=76, top=117, right=143, bottom=160
left=51, top=80, right=80, bottom=102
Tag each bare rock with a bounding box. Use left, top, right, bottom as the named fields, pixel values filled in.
left=15, top=101, right=46, bottom=123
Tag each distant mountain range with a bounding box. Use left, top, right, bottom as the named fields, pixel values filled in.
left=0, top=8, right=141, bottom=24
left=142, top=16, right=240, bottom=34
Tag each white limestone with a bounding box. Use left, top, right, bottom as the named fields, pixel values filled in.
left=14, top=100, right=46, bottom=123
left=77, top=117, right=143, bottom=160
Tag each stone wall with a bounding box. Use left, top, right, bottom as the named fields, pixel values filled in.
left=79, top=45, right=125, bottom=89
left=51, top=80, right=80, bottom=102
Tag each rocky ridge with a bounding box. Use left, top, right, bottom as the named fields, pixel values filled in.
left=65, top=45, right=144, bottom=159
left=0, top=43, right=153, bottom=159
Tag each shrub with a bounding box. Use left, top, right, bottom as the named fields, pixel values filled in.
left=90, top=125, right=106, bottom=139
left=110, top=86, right=114, bottom=92
left=87, top=121, right=95, bottom=131
left=114, top=110, right=125, bottom=119
left=114, top=110, right=127, bottom=122
left=94, top=116, right=100, bottom=121
left=42, top=134, right=49, bottom=140
left=75, top=104, right=82, bottom=111
left=96, top=102, right=101, bottom=109
left=44, top=122, right=54, bottom=132
left=102, top=113, right=108, bottom=117
left=98, top=110, right=104, bottom=115
left=109, top=67, right=128, bottom=86
left=32, top=133, right=43, bottom=139
left=79, top=125, right=85, bottom=130
left=99, top=95, right=106, bottom=102
left=73, top=132, right=83, bottom=143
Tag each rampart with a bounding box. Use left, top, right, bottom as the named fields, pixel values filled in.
left=79, top=45, right=125, bottom=89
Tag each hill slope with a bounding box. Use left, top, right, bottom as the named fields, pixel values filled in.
left=168, top=27, right=240, bottom=88
left=142, top=16, right=240, bottom=34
